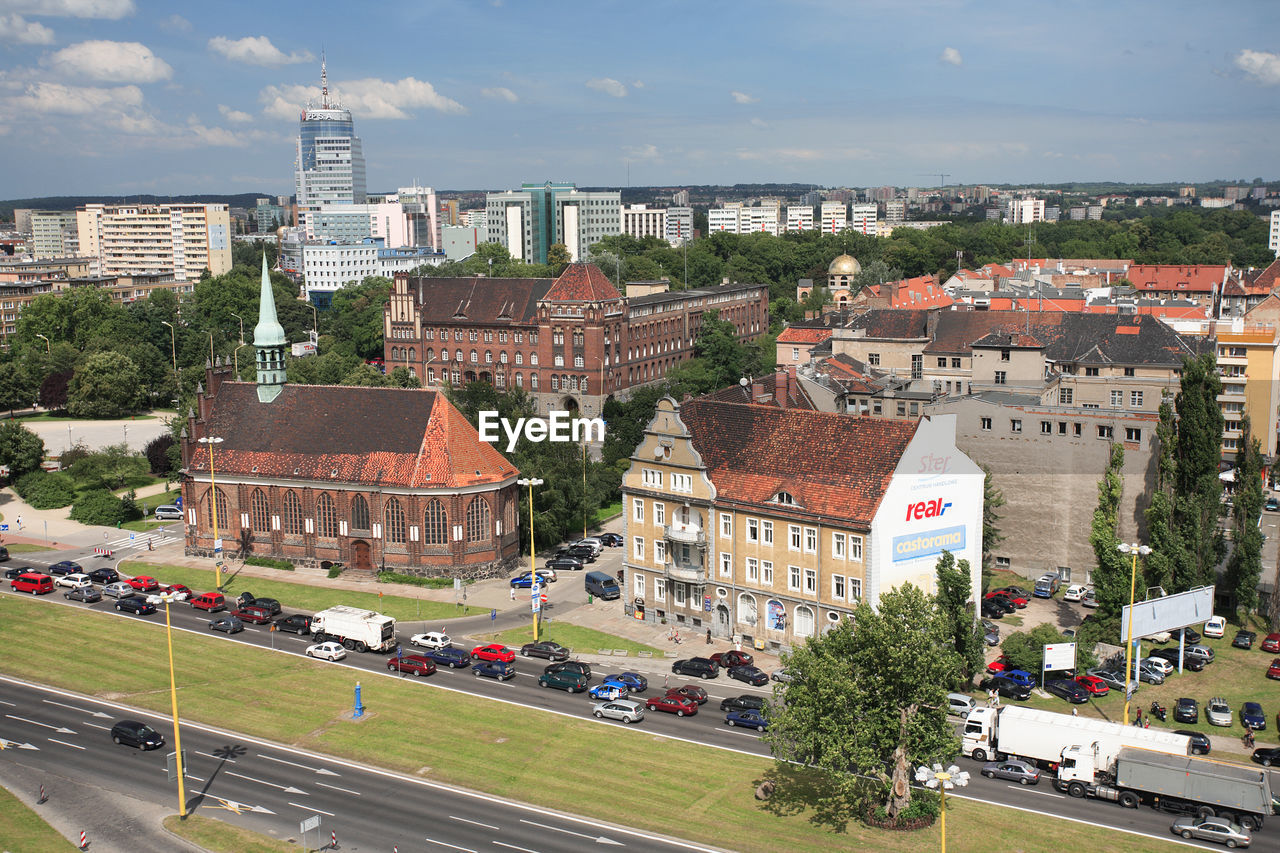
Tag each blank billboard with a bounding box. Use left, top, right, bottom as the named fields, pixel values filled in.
left=1121, top=586, right=1215, bottom=640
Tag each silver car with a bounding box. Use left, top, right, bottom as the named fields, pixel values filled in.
left=1207, top=697, right=1233, bottom=727
left=981, top=759, right=1040, bottom=785
left=592, top=699, right=644, bottom=724
left=1137, top=661, right=1166, bottom=685
left=1171, top=816, right=1251, bottom=848
left=102, top=581, right=136, bottom=599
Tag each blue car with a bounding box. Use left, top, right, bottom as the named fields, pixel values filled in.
left=589, top=683, right=628, bottom=701
left=1241, top=701, right=1267, bottom=731
left=603, top=672, right=648, bottom=693
left=724, top=709, right=768, bottom=731
left=422, top=646, right=472, bottom=669
left=49, top=560, right=83, bottom=577
left=472, top=661, right=515, bottom=681
left=1002, top=669, right=1035, bottom=688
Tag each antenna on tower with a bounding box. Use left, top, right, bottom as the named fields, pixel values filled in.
left=320, top=49, right=329, bottom=108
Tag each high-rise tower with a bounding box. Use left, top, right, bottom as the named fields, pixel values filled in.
left=294, top=55, right=366, bottom=234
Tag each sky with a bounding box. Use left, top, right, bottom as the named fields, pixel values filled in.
left=1, top=0, right=1278, bottom=198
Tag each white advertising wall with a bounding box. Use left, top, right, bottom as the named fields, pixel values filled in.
left=867, top=414, right=985, bottom=607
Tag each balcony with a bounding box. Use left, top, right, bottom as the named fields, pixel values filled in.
left=665, top=560, right=705, bottom=584
left=664, top=523, right=705, bottom=546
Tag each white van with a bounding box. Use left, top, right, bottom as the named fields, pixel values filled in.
left=947, top=692, right=977, bottom=719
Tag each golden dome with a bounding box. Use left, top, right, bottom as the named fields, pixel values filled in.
left=828, top=254, right=861, bottom=275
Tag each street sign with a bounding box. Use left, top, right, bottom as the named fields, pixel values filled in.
left=213, top=537, right=223, bottom=554
left=300, top=814, right=322, bottom=833
left=454, top=578, right=462, bottom=591
left=540, top=593, right=548, bottom=604
left=490, top=608, right=497, bottom=621
left=166, top=749, right=188, bottom=782
left=532, top=597, right=541, bottom=613
left=0, top=524, right=8, bottom=533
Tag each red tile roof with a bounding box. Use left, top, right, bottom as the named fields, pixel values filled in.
left=542, top=263, right=623, bottom=303
left=189, top=382, right=518, bottom=489
left=1247, top=258, right=1280, bottom=293
left=678, top=399, right=917, bottom=524
left=863, top=274, right=954, bottom=309
left=777, top=326, right=833, bottom=344
left=1126, top=264, right=1228, bottom=295
left=702, top=371, right=817, bottom=409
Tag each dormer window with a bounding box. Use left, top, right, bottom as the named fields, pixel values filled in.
left=774, top=491, right=796, bottom=505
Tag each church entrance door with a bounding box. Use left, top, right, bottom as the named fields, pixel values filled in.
left=352, top=540, right=372, bottom=572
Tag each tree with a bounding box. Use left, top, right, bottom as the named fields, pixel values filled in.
left=1088, top=443, right=1129, bottom=639
left=764, top=585, right=958, bottom=823
left=980, top=465, right=1005, bottom=589
left=546, top=243, right=572, bottom=269
left=143, top=433, right=176, bottom=477
left=1001, top=623, right=1072, bottom=675
left=1223, top=416, right=1264, bottom=617
left=0, top=363, right=36, bottom=414
left=934, top=551, right=984, bottom=683
left=68, top=444, right=148, bottom=490
left=1142, top=398, right=1179, bottom=593
left=1172, top=353, right=1225, bottom=590
left=327, top=276, right=392, bottom=360
left=68, top=351, right=145, bottom=418
left=0, top=421, right=45, bottom=480
left=38, top=369, right=72, bottom=411
left=388, top=366, right=421, bottom=388
left=69, top=489, right=127, bottom=526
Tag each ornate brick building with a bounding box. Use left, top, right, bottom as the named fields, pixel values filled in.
left=181, top=257, right=521, bottom=577
left=384, top=262, right=769, bottom=418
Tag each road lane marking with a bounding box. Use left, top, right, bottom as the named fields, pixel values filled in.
left=6, top=715, right=75, bottom=734
left=1014, top=787, right=1066, bottom=799
left=258, top=753, right=339, bottom=775
left=519, top=819, right=623, bottom=846
left=423, top=838, right=475, bottom=853
left=0, top=699, right=14, bottom=707
left=225, top=770, right=307, bottom=794
left=47, top=738, right=84, bottom=750
left=494, top=843, right=541, bottom=853
left=315, top=782, right=361, bottom=796
left=43, top=699, right=110, bottom=719
left=82, top=722, right=111, bottom=731
left=287, top=802, right=332, bottom=816
left=449, top=815, right=498, bottom=830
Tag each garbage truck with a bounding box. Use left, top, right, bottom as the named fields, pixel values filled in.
left=310, top=605, right=397, bottom=653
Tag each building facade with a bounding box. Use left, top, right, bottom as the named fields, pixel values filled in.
left=665, top=207, right=693, bottom=246
left=294, top=59, right=367, bottom=231
left=1270, top=209, right=1280, bottom=258
left=849, top=203, right=877, bottom=235
left=819, top=201, right=847, bottom=234
left=786, top=205, right=814, bottom=232
left=75, top=203, right=231, bottom=281
left=29, top=211, right=79, bottom=259
left=485, top=182, right=621, bottom=264
left=622, top=205, right=667, bottom=242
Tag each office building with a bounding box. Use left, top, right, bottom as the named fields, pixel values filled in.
left=485, top=182, right=620, bottom=264
left=75, top=203, right=231, bottom=281
left=294, top=58, right=367, bottom=231
left=29, top=211, right=79, bottom=259
left=622, top=205, right=668, bottom=242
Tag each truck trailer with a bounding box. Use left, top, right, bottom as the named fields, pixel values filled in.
left=310, top=605, right=397, bottom=653
left=1056, top=745, right=1273, bottom=831
left=962, top=705, right=1192, bottom=766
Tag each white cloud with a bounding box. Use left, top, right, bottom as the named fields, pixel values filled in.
left=9, top=81, right=143, bottom=114
left=1, top=0, right=134, bottom=18
left=186, top=117, right=246, bottom=148
left=632, top=80, right=644, bottom=89
left=259, top=76, right=466, bottom=120
left=218, top=103, right=253, bottom=123
left=940, top=47, right=963, bottom=66
left=0, top=14, right=53, bottom=44
left=1236, top=49, right=1280, bottom=85
left=44, top=40, right=172, bottom=83
left=749, top=117, right=768, bottom=128
left=481, top=86, right=518, bottom=103
left=160, top=14, right=190, bottom=32
left=731, top=90, right=758, bottom=104
left=623, top=143, right=659, bottom=161
left=586, top=77, right=627, bottom=97
left=208, top=35, right=313, bottom=67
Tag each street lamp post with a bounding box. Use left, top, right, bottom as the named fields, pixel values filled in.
left=197, top=435, right=225, bottom=590
left=1117, top=541, right=1152, bottom=725
left=229, top=313, right=246, bottom=376
left=66, top=424, right=71, bottom=453
left=35, top=333, right=50, bottom=353
left=518, top=477, right=544, bottom=641
left=160, top=591, right=188, bottom=817
left=916, top=762, right=970, bottom=853
left=160, top=321, right=177, bottom=387
left=309, top=302, right=318, bottom=340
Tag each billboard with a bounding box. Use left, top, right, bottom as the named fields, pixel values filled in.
left=1043, top=642, right=1076, bottom=672
left=1120, top=585, right=1215, bottom=640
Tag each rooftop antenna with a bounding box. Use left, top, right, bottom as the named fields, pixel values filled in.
left=320, top=50, right=329, bottom=109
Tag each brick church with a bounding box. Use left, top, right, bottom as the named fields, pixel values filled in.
left=181, top=257, right=522, bottom=577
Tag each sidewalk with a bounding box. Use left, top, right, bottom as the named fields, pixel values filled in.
left=0, top=487, right=125, bottom=550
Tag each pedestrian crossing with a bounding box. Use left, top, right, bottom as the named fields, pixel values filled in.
left=102, top=532, right=182, bottom=551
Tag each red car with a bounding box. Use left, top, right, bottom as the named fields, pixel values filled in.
left=231, top=605, right=273, bottom=624
left=127, top=575, right=160, bottom=592
left=1267, top=658, right=1280, bottom=680
left=1074, top=674, right=1110, bottom=696
left=1263, top=633, right=1280, bottom=653
left=993, top=588, right=1030, bottom=607
left=984, top=591, right=1026, bottom=609
left=471, top=643, right=516, bottom=663
left=986, top=655, right=1012, bottom=674
left=666, top=684, right=708, bottom=705
left=645, top=694, right=698, bottom=717
left=158, top=583, right=192, bottom=601
left=709, top=650, right=754, bottom=668
left=387, top=654, right=437, bottom=677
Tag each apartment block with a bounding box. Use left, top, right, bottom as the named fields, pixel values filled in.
left=75, top=203, right=231, bottom=281
left=785, top=205, right=814, bottom=232
left=819, top=201, right=847, bottom=234
left=29, top=211, right=79, bottom=259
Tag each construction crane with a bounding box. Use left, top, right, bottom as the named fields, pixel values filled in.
left=917, top=172, right=950, bottom=187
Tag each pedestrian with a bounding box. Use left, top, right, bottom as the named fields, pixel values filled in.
left=1135, top=709, right=1142, bottom=727
left=987, top=689, right=995, bottom=708
left=509, top=586, right=516, bottom=601
left=1143, top=717, right=1149, bottom=729
left=1071, top=707, right=1078, bottom=717
left=15, top=515, right=21, bottom=531
left=705, top=628, right=711, bottom=645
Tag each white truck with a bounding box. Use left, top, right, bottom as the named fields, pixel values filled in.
left=962, top=705, right=1191, bottom=766
left=310, top=605, right=397, bottom=653
left=1057, top=745, right=1273, bottom=831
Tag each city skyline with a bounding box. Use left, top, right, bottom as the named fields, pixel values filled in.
left=0, top=0, right=1278, bottom=198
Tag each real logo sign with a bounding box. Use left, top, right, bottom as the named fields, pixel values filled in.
left=905, top=497, right=951, bottom=522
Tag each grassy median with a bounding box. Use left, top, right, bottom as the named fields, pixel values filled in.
left=163, top=814, right=299, bottom=852
left=0, top=783, right=80, bottom=851
left=0, top=594, right=1188, bottom=853
left=480, top=622, right=663, bottom=656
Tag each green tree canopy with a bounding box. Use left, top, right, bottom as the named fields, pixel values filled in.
left=67, top=351, right=145, bottom=418
left=0, top=421, right=46, bottom=480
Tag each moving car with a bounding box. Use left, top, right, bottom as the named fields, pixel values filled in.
left=545, top=557, right=584, bottom=572
left=598, top=533, right=624, bottom=547
left=588, top=684, right=628, bottom=701
left=387, top=654, right=437, bottom=677
left=126, top=575, right=160, bottom=592
left=1044, top=679, right=1090, bottom=704
left=88, top=567, right=120, bottom=584
left=420, top=646, right=472, bottom=669
left=231, top=605, right=274, bottom=624
left=665, top=684, right=708, bottom=705
left=1063, top=584, right=1089, bottom=602
left=1234, top=630, right=1257, bottom=650
left=980, top=759, right=1040, bottom=785
left=471, top=643, right=516, bottom=663
left=720, top=694, right=766, bottom=713
left=190, top=592, right=226, bottom=612
left=472, top=660, right=515, bottom=681
left=1267, top=496, right=1280, bottom=512
left=306, top=641, right=347, bottom=661
left=1206, top=697, right=1233, bottom=727
left=48, top=560, right=82, bottom=577
left=947, top=693, right=977, bottom=718
left=671, top=657, right=719, bottom=679
left=545, top=661, right=591, bottom=678
left=644, top=694, right=697, bottom=716
left=11, top=572, right=53, bottom=594
left=1175, top=730, right=1212, bottom=755
left=102, top=581, right=135, bottom=599
left=538, top=669, right=588, bottom=692
left=3, top=566, right=27, bottom=580
left=154, top=505, right=183, bottom=520
left=54, top=572, right=93, bottom=590
left=208, top=616, right=244, bottom=634
left=111, top=720, right=163, bottom=750
left=1240, top=701, right=1266, bottom=731
left=410, top=631, right=451, bottom=650
left=1174, top=697, right=1199, bottom=724
left=728, top=665, right=768, bottom=686
left=710, top=650, right=755, bottom=668
left=1170, top=815, right=1252, bottom=848
left=509, top=570, right=557, bottom=588
left=520, top=641, right=570, bottom=661
left=64, top=586, right=102, bottom=603
left=592, top=699, right=643, bottom=723
left=274, top=614, right=312, bottom=634
left=146, top=583, right=193, bottom=605
left=1203, top=615, right=1226, bottom=638
left=115, top=596, right=156, bottom=615
left=1251, top=747, right=1280, bottom=767
left=724, top=709, right=768, bottom=731
left=250, top=597, right=282, bottom=615
left=603, top=672, right=648, bottom=693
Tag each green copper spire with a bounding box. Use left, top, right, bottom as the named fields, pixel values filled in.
left=254, top=253, right=286, bottom=402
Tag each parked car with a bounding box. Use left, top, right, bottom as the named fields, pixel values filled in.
left=671, top=657, right=719, bottom=679
left=1063, top=584, right=1089, bottom=602
left=1263, top=633, right=1280, bottom=653
left=598, top=533, right=624, bottom=547
left=1149, top=648, right=1205, bottom=672
left=538, top=669, right=588, bottom=692
left=208, top=616, right=244, bottom=634
left=665, top=684, right=707, bottom=705
left=986, top=655, right=1013, bottom=674
left=544, top=660, right=591, bottom=679
left=1141, top=656, right=1174, bottom=676
left=980, top=759, right=1041, bottom=785
left=421, top=646, right=472, bottom=669
left=1174, top=697, right=1199, bottom=724
left=1081, top=588, right=1098, bottom=608
left=274, top=614, right=312, bottom=634
left=724, top=709, right=768, bottom=731
left=64, top=586, right=102, bottom=603
left=1234, top=630, right=1257, bottom=650
left=992, top=588, right=1030, bottom=607
left=1175, top=730, right=1212, bottom=755
left=1206, top=697, right=1233, bottom=727
left=1171, top=626, right=1202, bottom=645
left=1001, top=669, right=1035, bottom=688
left=947, top=693, right=977, bottom=718
left=471, top=643, right=516, bottom=663
left=1241, top=701, right=1266, bottom=731
left=510, top=571, right=556, bottom=589
left=728, top=665, right=768, bottom=686
left=110, top=720, right=163, bottom=750
left=126, top=575, right=160, bottom=592
left=1267, top=496, right=1280, bottom=512
left=1032, top=573, right=1061, bottom=598
left=520, top=640, right=570, bottom=661
left=592, top=699, right=643, bottom=723
left=720, top=694, right=767, bottom=713
left=88, top=567, right=120, bottom=584
left=770, top=668, right=793, bottom=683
left=55, top=572, right=93, bottom=590
left=1251, top=747, right=1280, bottom=767
left=387, top=654, right=437, bottom=677
left=1074, top=675, right=1110, bottom=696
left=557, top=545, right=596, bottom=563
left=115, top=596, right=156, bottom=616
left=1086, top=668, right=1136, bottom=695
left=644, top=694, right=698, bottom=717
left=1267, top=658, right=1280, bottom=680
left=102, top=581, right=135, bottom=599
left=981, top=619, right=1000, bottom=646
left=1044, top=679, right=1090, bottom=704
left=603, top=672, right=648, bottom=693
left=588, top=684, right=628, bottom=701
left=1170, top=816, right=1251, bottom=848
left=1137, top=660, right=1166, bottom=685
left=545, top=556, right=584, bottom=572
left=1142, top=630, right=1172, bottom=644
left=231, top=605, right=274, bottom=624
left=980, top=675, right=1032, bottom=701
left=472, top=661, right=515, bottom=681
left=48, top=560, right=82, bottom=577
left=709, top=650, right=755, bottom=668
left=982, top=595, right=1016, bottom=615
left=306, top=641, right=347, bottom=662
left=410, top=631, right=451, bottom=649
left=980, top=600, right=1006, bottom=619
left=1185, top=644, right=1215, bottom=665
left=1203, top=616, right=1226, bottom=638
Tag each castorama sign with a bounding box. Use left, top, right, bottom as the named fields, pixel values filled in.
left=867, top=414, right=984, bottom=608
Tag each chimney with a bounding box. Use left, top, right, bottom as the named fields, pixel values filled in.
left=751, top=379, right=764, bottom=404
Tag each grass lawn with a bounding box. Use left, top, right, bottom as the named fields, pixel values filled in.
left=0, top=595, right=1187, bottom=853
left=6, top=543, right=53, bottom=553
left=479, top=622, right=662, bottom=655
left=121, top=488, right=181, bottom=532
left=163, top=814, right=298, bottom=853
left=590, top=500, right=622, bottom=526
left=0, top=783, right=79, bottom=851
left=118, top=560, right=483, bottom=621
